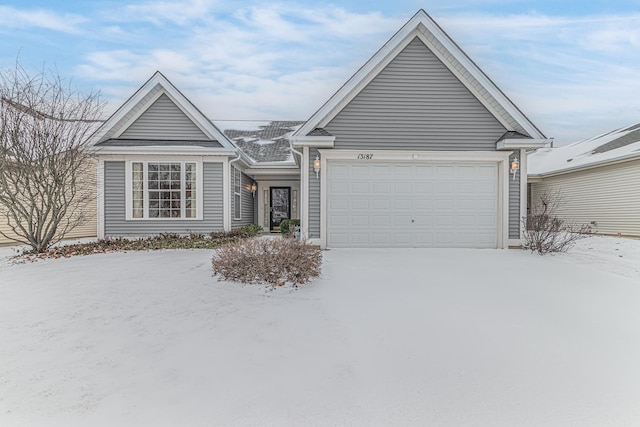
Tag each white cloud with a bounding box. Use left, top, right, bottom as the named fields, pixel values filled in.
left=0, top=5, right=86, bottom=33
left=76, top=5, right=640, bottom=145
left=114, top=0, right=219, bottom=25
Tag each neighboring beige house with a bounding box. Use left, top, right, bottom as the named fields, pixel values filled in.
left=528, top=123, right=640, bottom=237
left=0, top=158, right=98, bottom=246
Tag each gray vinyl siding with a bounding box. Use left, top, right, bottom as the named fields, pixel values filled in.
left=231, top=169, right=256, bottom=228
left=324, top=37, right=507, bottom=150
left=415, top=25, right=532, bottom=137
left=509, top=152, right=521, bottom=240
left=101, top=84, right=164, bottom=142
left=309, top=148, right=320, bottom=238
left=104, top=161, right=223, bottom=236
left=120, top=93, right=213, bottom=142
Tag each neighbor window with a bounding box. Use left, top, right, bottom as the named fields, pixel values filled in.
left=128, top=161, right=199, bottom=220
left=233, top=166, right=241, bottom=220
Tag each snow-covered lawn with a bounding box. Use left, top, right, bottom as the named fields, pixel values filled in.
left=1, top=236, right=639, bottom=426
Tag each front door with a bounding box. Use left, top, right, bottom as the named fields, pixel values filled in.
left=270, top=187, right=291, bottom=232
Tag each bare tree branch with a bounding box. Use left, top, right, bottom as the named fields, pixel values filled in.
left=0, top=60, right=105, bottom=252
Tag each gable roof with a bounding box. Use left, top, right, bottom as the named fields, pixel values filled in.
left=528, top=123, right=640, bottom=176
left=292, top=9, right=546, bottom=141
left=88, top=71, right=236, bottom=151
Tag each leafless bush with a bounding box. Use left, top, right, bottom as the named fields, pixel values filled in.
left=212, top=238, right=322, bottom=287
left=523, top=191, right=591, bottom=255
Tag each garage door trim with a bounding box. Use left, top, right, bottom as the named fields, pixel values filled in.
left=318, top=149, right=511, bottom=249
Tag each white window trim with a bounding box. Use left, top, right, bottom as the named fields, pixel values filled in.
left=233, top=166, right=242, bottom=220
left=125, top=160, right=204, bottom=221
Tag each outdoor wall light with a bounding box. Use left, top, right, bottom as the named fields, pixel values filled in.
left=313, top=155, right=321, bottom=179
left=510, top=157, right=520, bottom=180
left=250, top=182, right=257, bottom=198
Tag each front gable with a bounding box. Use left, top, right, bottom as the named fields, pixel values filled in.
left=325, top=37, right=507, bottom=150
left=89, top=72, right=236, bottom=152
left=119, top=93, right=210, bottom=141
left=293, top=9, right=547, bottom=147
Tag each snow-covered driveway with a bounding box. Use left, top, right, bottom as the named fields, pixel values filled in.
left=1, top=237, right=639, bottom=426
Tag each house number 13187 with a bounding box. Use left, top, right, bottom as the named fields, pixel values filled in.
left=357, top=154, right=373, bottom=160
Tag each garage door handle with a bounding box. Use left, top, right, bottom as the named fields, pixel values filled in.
left=411, top=219, right=415, bottom=223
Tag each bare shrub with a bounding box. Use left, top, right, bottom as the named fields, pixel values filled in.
left=212, top=238, right=322, bottom=287
left=523, top=191, right=591, bottom=255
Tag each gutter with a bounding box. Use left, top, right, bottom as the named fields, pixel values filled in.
left=528, top=151, right=640, bottom=179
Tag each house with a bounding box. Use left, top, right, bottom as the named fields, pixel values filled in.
left=528, top=123, right=640, bottom=237
left=89, top=9, right=550, bottom=249
left=0, top=159, right=97, bottom=246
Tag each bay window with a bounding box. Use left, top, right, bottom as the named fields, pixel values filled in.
left=126, top=161, right=201, bottom=220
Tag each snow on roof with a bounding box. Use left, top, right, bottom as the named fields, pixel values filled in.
left=213, top=120, right=303, bottom=164
left=528, top=123, right=640, bottom=176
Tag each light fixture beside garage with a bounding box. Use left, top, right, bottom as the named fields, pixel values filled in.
left=510, top=157, right=520, bottom=180
left=250, top=182, right=257, bottom=198
left=313, top=155, right=321, bottom=179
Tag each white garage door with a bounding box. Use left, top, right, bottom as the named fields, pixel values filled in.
left=326, top=161, right=498, bottom=248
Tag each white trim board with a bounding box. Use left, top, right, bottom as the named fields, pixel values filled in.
left=316, top=150, right=511, bottom=249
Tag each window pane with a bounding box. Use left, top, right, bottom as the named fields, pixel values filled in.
left=140, top=162, right=192, bottom=220
left=132, top=162, right=144, bottom=218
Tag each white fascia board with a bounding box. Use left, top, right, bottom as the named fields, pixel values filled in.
left=527, top=152, right=640, bottom=179
left=496, top=139, right=551, bottom=150
left=293, top=10, right=546, bottom=140
left=94, top=146, right=238, bottom=156
left=290, top=136, right=335, bottom=147
left=246, top=167, right=301, bottom=176
left=317, top=149, right=510, bottom=163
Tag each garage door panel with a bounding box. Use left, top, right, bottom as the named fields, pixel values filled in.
left=352, top=165, right=372, bottom=176
left=329, top=182, right=349, bottom=193
left=373, top=182, right=393, bottom=194
left=372, top=215, right=392, bottom=226
left=326, top=161, right=498, bottom=248
left=415, top=165, right=434, bottom=178
left=351, top=199, right=369, bottom=210
left=328, top=214, right=349, bottom=226
left=393, top=234, right=412, bottom=245
left=437, top=182, right=455, bottom=193
left=415, top=182, right=434, bottom=193
left=436, top=165, right=455, bottom=177
left=394, top=182, right=412, bottom=193
left=394, top=199, right=412, bottom=209
left=352, top=182, right=370, bottom=193
left=372, top=199, right=391, bottom=209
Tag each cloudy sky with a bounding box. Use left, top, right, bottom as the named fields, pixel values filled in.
left=1, top=0, right=639, bottom=145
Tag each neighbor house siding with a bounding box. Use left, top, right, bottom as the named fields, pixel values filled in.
left=309, top=148, right=320, bottom=238
left=231, top=170, right=256, bottom=229
left=104, top=161, right=223, bottom=236
left=324, top=37, right=507, bottom=150
left=509, top=152, right=521, bottom=239
left=119, top=93, right=213, bottom=141
left=0, top=159, right=97, bottom=246
left=530, top=159, right=640, bottom=237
